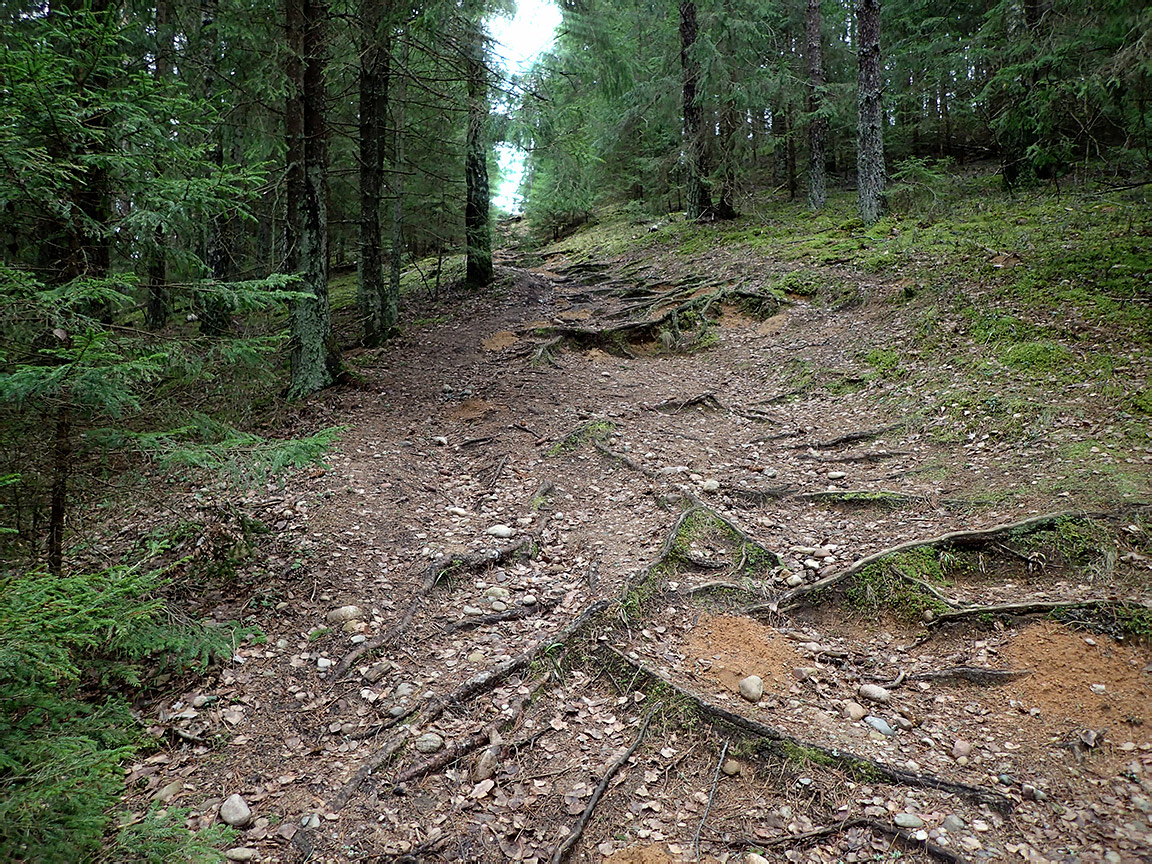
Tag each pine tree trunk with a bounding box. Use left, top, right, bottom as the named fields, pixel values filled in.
left=856, top=0, right=885, bottom=225
left=388, top=37, right=407, bottom=310
left=464, top=9, right=492, bottom=288
left=357, top=0, right=391, bottom=347
left=287, top=0, right=341, bottom=398
left=679, top=0, right=712, bottom=220
left=47, top=403, right=69, bottom=576
left=199, top=0, right=233, bottom=336
left=806, top=0, right=827, bottom=210
left=146, top=0, right=172, bottom=330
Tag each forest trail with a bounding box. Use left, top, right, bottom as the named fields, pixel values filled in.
left=128, top=231, right=1152, bottom=864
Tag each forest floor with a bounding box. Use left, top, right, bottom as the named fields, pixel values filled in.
left=122, top=186, right=1151, bottom=864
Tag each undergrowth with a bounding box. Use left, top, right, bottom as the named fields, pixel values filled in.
left=0, top=561, right=249, bottom=861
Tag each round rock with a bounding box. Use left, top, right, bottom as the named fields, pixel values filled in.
left=738, top=675, right=764, bottom=703
left=721, top=759, right=741, bottom=776
left=785, top=574, right=805, bottom=587
left=952, top=739, right=972, bottom=759
left=485, top=586, right=511, bottom=601
left=521, top=594, right=537, bottom=606
left=326, top=605, right=363, bottom=624
left=414, top=732, right=444, bottom=754
left=858, top=684, right=891, bottom=704
left=844, top=700, right=868, bottom=721
left=219, top=793, right=252, bottom=827
left=225, top=849, right=257, bottom=862
left=941, top=815, right=965, bottom=833
left=486, top=525, right=514, bottom=539
left=701, top=479, right=720, bottom=493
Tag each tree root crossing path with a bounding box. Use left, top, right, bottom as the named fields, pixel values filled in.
left=131, top=246, right=1152, bottom=864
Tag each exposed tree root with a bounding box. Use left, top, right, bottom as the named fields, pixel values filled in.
left=602, top=647, right=1013, bottom=814
left=746, top=509, right=1143, bottom=616
left=394, top=683, right=539, bottom=787
left=550, top=702, right=660, bottom=864
left=929, top=598, right=1151, bottom=627
left=330, top=600, right=612, bottom=812
left=593, top=441, right=655, bottom=477
left=332, top=537, right=540, bottom=679
left=810, top=423, right=906, bottom=450
left=799, top=449, right=911, bottom=464
left=547, top=418, right=617, bottom=455
left=715, top=816, right=966, bottom=863
left=652, top=392, right=724, bottom=412
left=727, top=485, right=795, bottom=504
left=437, top=599, right=558, bottom=634
left=907, top=667, right=1032, bottom=685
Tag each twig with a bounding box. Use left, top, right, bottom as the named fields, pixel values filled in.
left=908, top=666, right=1032, bottom=685
left=694, top=741, right=728, bottom=863
left=810, top=423, right=905, bottom=449
left=550, top=703, right=661, bottom=864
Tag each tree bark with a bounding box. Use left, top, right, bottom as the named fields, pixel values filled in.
left=856, top=0, right=885, bottom=224
left=679, top=0, right=712, bottom=220
left=145, top=0, right=173, bottom=330
left=806, top=0, right=827, bottom=210
left=357, top=0, right=392, bottom=347
left=388, top=36, right=407, bottom=311
left=198, top=0, right=234, bottom=336
left=287, top=0, right=341, bottom=398
left=464, top=6, right=492, bottom=288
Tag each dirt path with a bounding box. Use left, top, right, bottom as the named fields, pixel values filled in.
left=126, top=243, right=1152, bottom=864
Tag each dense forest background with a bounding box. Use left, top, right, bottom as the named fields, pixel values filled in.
left=0, top=0, right=1149, bottom=858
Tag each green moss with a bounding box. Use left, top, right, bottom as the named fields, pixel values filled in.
left=845, top=549, right=950, bottom=622
left=546, top=419, right=616, bottom=456
left=863, top=348, right=901, bottom=378
left=1002, top=341, right=1075, bottom=374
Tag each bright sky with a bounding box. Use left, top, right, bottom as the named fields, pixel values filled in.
left=489, top=0, right=562, bottom=212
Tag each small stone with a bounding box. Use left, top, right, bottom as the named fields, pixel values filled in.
left=941, top=815, right=966, bottom=833
left=951, top=739, right=972, bottom=759
left=415, top=733, right=444, bottom=754
left=803, top=558, right=821, bottom=570
left=191, top=694, right=209, bottom=708
left=785, top=574, right=805, bottom=587
left=474, top=745, right=500, bottom=782
left=858, top=684, right=891, bottom=704
left=467, top=651, right=486, bottom=663
left=865, top=715, right=896, bottom=736
left=893, top=716, right=914, bottom=731
left=701, top=479, right=720, bottom=493
left=316, top=657, right=333, bottom=671
left=1090, top=683, right=1106, bottom=694
left=220, top=794, right=252, bottom=827
left=326, top=605, right=363, bottom=624
left=350, top=634, right=366, bottom=644
left=762, top=468, right=778, bottom=478
left=395, top=682, right=416, bottom=698
left=828, top=471, right=846, bottom=480
left=522, top=594, right=537, bottom=606
left=485, top=586, right=511, bottom=601
left=721, top=759, right=741, bottom=776
left=432, top=436, right=448, bottom=446
left=894, top=813, right=924, bottom=830
left=463, top=605, right=484, bottom=616
left=956, top=755, right=969, bottom=767
left=844, top=701, right=868, bottom=721
left=738, top=675, right=764, bottom=703
left=388, top=705, right=406, bottom=718
left=792, top=667, right=819, bottom=681
left=300, top=812, right=321, bottom=830
left=448, top=506, right=468, bottom=516
left=745, top=854, right=769, bottom=864
left=225, top=849, right=257, bottom=862
left=490, top=601, right=507, bottom=612
left=486, top=525, right=514, bottom=539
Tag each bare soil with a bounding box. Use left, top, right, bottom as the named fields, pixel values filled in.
left=121, top=228, right=1152, bottom=864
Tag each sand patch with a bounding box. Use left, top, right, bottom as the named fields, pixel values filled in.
left=683, top=614, right=804, bottom=698
left=481, top=330, right=518, bottom=351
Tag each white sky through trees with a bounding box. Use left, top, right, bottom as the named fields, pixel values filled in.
left=490, top=0, right=561, bottom=212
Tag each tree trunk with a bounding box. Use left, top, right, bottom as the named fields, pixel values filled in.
left=856, top=0, right=885, bottom=225
left=679, top=0, right=712, bottom=220
left=287, top=0, right=341, bottom=398
left=388, top=36, right=407, bottom=311
left=786, top=102, right=797, bottom=201
left=357, top=0, right=392, bottom=347
left=146, top=0, right=173, bottom=330
left=47, top=403, right=69, bottom=576
left=198, top=0, right=234, bottom=336
left=464, top=7, right=492, bottom=288
left=806, top=0, right=827, bottom=210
